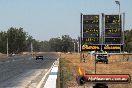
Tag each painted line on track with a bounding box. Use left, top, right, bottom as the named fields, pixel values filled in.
left=36, top=58, right=59, bottom=88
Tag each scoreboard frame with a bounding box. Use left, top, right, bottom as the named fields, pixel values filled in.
left=80, top=13, right=125, bottom=52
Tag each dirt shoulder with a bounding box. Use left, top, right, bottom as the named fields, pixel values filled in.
left=59, top=53, right=132, bottom=88
left=0, top=53, right=7, bottom=61
left=0, top=52, right=32, bottom=62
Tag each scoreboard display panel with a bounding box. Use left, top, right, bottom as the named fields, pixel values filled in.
left=83, top=15, right=100, bottom=44
left=105, top=38, right=121, bottom=44
left=105, top=29, right=121, bottom=37
left=105, top=15, right=122, bottom=44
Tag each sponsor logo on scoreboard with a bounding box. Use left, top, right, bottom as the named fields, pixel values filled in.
left=81, top=44, right=123, bottom=51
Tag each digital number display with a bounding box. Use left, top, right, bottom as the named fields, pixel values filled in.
left=83, top=32, right=99, bottom=37
left=83, top=15, right=99, bottom=21
left=105, top=15, right=122, bottom=44
left=83, top=24, right=99, bottom=29
left=82, top=15, right=99, bottom=44
left=83, top=29, right=99, bottom=33
left=105, top=38, right=121, bottom=44
left=105, top=15, right=121, bottom=23
left=105, top=29, right=121, bottom=37
left=105, top=24, right=120, bottom=29
left=83, top=38, right=99, bottom=44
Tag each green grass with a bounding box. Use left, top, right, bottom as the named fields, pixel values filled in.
left=59, top=58, right=73, bottom=88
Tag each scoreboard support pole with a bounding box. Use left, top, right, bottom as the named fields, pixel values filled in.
left=122, top=13, right=125, bottom=62
left=94, top=53, right=97, bottom=74
left=123, top=13, right=125, bottom=51
left=101, top=13, right=104, bottom=44
left=80, top=13, right=83, bottom=63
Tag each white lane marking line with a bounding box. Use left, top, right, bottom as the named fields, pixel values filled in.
left=43, top=59, right=59, bottom=88
left=43, top=77, right=57, bottom=88
left=36, top=60, right=57, bottom=88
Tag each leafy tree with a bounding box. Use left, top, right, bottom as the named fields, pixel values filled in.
left=124, top=29, right=132, bottom=52
left=0, top=26, right=78, bottom=53
left=49, top=37, right=62, bottom=52
left=7, top=27, right=27, bottom=53
left=48, top=35, right=74, bottom=52
left=61, top=35, right=73, bottom=52
left=39, top=41, right=50, bottom=52
left=0, top=31, right=7, bottom=53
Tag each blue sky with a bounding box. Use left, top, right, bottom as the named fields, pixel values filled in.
left=0, top=0, right=131, bottom=41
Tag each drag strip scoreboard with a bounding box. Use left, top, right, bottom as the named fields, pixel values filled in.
left=81, top=14, right=123, bottom=51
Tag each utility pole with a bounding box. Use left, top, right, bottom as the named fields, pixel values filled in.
left=77, top=41, right=79, bottom=53
left=7, top=37, right=8, bottom=57
left=74, top=42, right=75, bottom=53
left=31, top=42, right=33, bottom=58
left=115, top=1, right=122, bottom=52
left=123, top=13, right=125, bottom=51
left=80, top=13, right=82, bottom=63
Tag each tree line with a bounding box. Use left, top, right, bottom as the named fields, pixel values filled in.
left=0, top=27, right=78, bottom=54
left=0, top=27, right=132, bottom=54
left=124, top=29, right=132, bottom=52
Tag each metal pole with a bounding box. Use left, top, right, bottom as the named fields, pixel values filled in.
left=101, top=13, right=104, bottom=44
left=123, top=13, right=125, bottom=51
left=61, top=69, right=64, bottom=88
left=119, top=2, right=120, bottom=13
left=80, top=13, right=83, bottom=63
left=122, top=13, right=125, bottom=62
left=31, top=42, right=33, bottom=58
left=94, top=53, right=96, bottom=74
left=7, top=37, right=8, bottom=57
left=119, top=4, right=121, bottom=53
left=115, top=1, right=121, bottom=52
left=77, top=41, right=79, bottom=53
left=31, top=42, right=33, bottom=52
left=74, top=42, right=75, bottom=53
left=118, top=4, right=120, bottom=46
